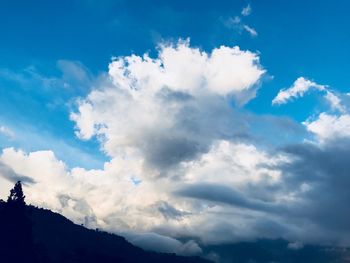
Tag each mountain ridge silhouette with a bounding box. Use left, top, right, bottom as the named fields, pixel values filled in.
left=0, top=203, right=213, bottom=263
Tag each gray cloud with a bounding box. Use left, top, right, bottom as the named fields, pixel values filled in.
left=156, top=87, right=194, bottom=102
left=141, top=92, right=303, bottom=173
left=279, top=139, right=350, bottom=235
left=58, top=193, right=97, bottom=227
left=124, top=232, right=202, bottom=256
left=176, top=183, right=283, bottom=214
left=0, top=161, right=35, bottom=184
left=56, top=60, right=93, bottom=93
left=156, top=201, right=189, bottom=220
left=142, top=134, right=206, bottom=170
left=137, top=92, right=250, bottom=172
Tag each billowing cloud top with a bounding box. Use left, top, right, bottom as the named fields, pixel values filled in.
left=70, top=41, right=265, bottom=168
left=108, top=41, right=264, bottom=98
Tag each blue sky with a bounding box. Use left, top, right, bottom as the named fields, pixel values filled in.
left=2, top=0, right=350, bottom=256
left=1, top=0, right=350, bottom=169
left=0, top=1, right=350, bottom=157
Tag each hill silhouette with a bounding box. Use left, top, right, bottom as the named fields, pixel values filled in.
left=0, top=181, right=211, bottom=263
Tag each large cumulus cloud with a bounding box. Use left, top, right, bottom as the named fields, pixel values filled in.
left=3, top=40, right=350, bottom=257
left=70, top=40, right=265, bottom=173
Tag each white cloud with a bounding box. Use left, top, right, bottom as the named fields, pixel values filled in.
left=225, top=19, right=258, bottom=38
left=324, top=91, right=345, bottom=113
left=0, top=126, right=15, bottom=139
left=182, top=140, right=284, bottom=185
left=304, top=113, right=350, bottom=141
left=0, top=147, right=162, bottom=230
left=241, top=4, right=252, bottom=16
left=243, top=25, right=258, bottom=37
left=225, top=4, right=258, bottom=37
left=226, top=16, right=241, bottom=26
left=274, top=78, right=349, bottom=144
left=272, top=77, right=326, bottom=105
left=107, top=40, right=264, bottom=98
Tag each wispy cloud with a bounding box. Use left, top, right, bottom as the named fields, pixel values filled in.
left=324, top=90, right=346, bottom=112
left=0, top=126, right=15, bottom=139
left=241, top=4, right=252, bottom=16
left=224, top=4, right=257, bottom=37
left=243, top=24, right=258, bottom=37
left=272, top=77, right=326, bottom=105
left=273, top=77, right=347, bottom=114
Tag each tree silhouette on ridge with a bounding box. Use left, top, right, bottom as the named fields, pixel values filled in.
left=7, top=180, right=26, bottom=207
left=0, top=181, right=37, bottom=263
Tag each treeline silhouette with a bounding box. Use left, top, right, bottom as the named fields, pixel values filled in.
left=0, top=181, right=210, bottom=263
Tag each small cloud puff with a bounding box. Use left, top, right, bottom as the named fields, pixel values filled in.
left=272, top=77, right=326, bottom=105
left=241, top=4, right=252, bottom=16
left=225, top=4, right=258, bottom=37
left=0, top=126, right=15, bottom=139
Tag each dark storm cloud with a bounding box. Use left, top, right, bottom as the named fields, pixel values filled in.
left=278, top=139, right=350, bottom=232
left=176, top=183, right=282, bottom=214
left=156, top=201, right=189, bottom=220
left=140, top=94, right=244, bottom=171
left=142, top=135, right=207, bottom=169
left=0, top=161, right=35, bottom=184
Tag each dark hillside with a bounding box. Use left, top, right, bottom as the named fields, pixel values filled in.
left=0, top=182, right=210, bottom=263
